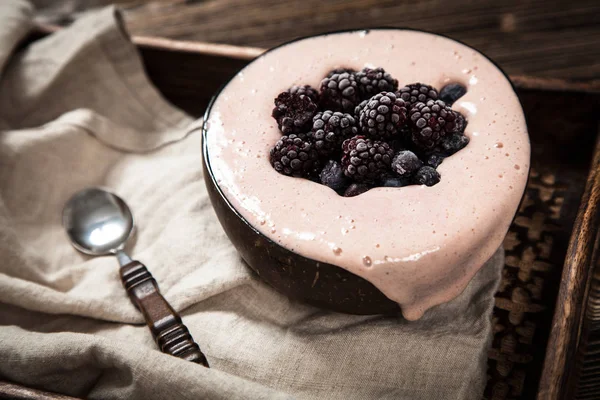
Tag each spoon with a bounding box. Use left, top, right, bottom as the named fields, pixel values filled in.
left=62, top=187, right=209, bottom=367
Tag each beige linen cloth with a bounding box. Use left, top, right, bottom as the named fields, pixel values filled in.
left=0, top=2, right=504, bottom=399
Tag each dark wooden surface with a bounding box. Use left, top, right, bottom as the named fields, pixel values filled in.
left=120, top=260, right=210, bottom=366
left=538, top=126, right=600, bottom=400
left=31, top=0, right=600, bottom=82
left=0, top=381, right=80, bottom=400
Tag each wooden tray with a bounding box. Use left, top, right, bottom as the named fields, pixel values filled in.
left=2, top=27, right=599, bottom=400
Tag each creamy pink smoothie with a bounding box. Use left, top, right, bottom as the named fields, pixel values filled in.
left=204, top=29, right=530, bottom=320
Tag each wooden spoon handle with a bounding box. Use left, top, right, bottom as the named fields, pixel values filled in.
left=119, top=261, right=209, bottom=367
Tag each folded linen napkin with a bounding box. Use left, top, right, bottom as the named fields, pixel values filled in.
left=0, top=2, right=503, bottom=399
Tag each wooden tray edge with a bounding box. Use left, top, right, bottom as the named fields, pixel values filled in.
left=0, top=380, right=81, bottom=400
left=32, top=22, right=600, bottom=94
left=537, top=123, right=600, bottom=400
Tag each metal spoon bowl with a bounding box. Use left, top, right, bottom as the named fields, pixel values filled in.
left=62, top=187, right=208, bottom=366
left=63, top=188, right=133, bottom=256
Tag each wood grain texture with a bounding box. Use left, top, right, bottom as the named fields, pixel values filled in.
left=538, top=125, right=600, bottom=400
left=120, top=260, right=209, bottom=367
left=0, top=381, right=81, bottom=400
left=110, top=0, right=600, bottom=82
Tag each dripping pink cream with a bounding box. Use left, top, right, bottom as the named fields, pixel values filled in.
left=205, top=30, right=530, bottom=320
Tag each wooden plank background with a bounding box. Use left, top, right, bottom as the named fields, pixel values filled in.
left=31, top=0, right=600, bottom=81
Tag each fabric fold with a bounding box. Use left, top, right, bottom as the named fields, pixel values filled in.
left=0, top=0, right=33, bottom=78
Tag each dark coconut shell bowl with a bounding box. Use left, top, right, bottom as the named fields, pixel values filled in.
left=201, top=29, right=521, bottom=316
left=202, top=156, right=400, bottom=314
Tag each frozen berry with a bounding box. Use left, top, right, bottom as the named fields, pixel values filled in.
left=308, top=111, right=358, bottom=156
left=391, top=150, right=423, bottom=177
left=288, top=85, right=319, bottom=103
left=413, top=166, right=441, bottom=186
left=397, top=83, right=438, bottom=107
left=426, top=153, right=445, bottom=168
left=409, top=100, right=458, bottom=150
left=344, top=183, right=371, bottom=197
left=320, top=71, right=360, bottom=113
left=326, top=67, right=356, bottom=78
left=358, top=92, right=408, bottom=139
left=381, top=176, right=411, bottom=187
left=341, top=136, right=394, bottom=182
left=454, top=112, right=467, bottom=134
left=355, top=67, right=398, bottom=99
left=270, top=134, right=320, bottom=177
left=439, top=83, right=467, bottom=106
left=320, top=160, right=349, bottom=191
left=440, top=133, right=470, bottom=155
left=354, top=99, right=368, bottom=120
left=272, top=92, right=317, bottom=135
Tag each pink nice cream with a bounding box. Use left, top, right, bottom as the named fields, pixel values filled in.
left=204, top=29, right=530, bottom=320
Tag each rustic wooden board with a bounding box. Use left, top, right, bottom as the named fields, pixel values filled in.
left=0, top=381, right=80, bottom=400
left=538, top=127, right=600, bottom=400
left=31, top=0, right=600, bottom=81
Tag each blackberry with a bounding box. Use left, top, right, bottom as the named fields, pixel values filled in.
left=288, top=85, right=319, bottom=103
left=326, top=67, right=356, bottom=78
left=413, top=166, right=441, bottom=186
left=354, top=99, right=368, bottom=120
left=320, top=160, right=349, bottom=192
left=439, top=83, right=467, bottom=106
left=358, top=92, right=408, bottom=139
left=355, top=67, right=398, bottom=99
left=391, top=150, right=423, bottom=177
left=397, top=83, right=438, bottom=108
left=409, top=100, right=458, bottom=150
left=344, top=183, right=371, bottom=197
left=320, top=71, right=360, bottom=113
left=308, top=111, right=358, bottom=156
left=341, top=136, right=394, bottom=182
left=454, top=112, right=467, bottom=134
left=440, top=133, right=470, bottom=155
left=270, top=134, right=320, bottom=177
left=272, top=92, right=317, bottom=135
left=426, top=153, right=445, bottom=168
left=381, top=176, right=411, bottom=188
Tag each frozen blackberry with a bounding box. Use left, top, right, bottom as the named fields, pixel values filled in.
left=426, top=153, right=445, bottom=168
left=320, top=71, right=360, bottom=113
left=320, top=160, right=349, bottom=191
left=391, top=150, right=423, bottom=177
left=439, top=83, right=467, bottom=106
left=454, top=112, right=467, bottom=134
left=440, top=133, right=470, bottom=155
left=341, top=136, right=394, bottom=182
left=272, top=92, right=317, bottom=135
left=326, top=67, right=356, bottom=78
left=358, top=92, right=408, bottom=139
left=270, top=134, right=320, bottom=177
left=344, top=183, right=371, bottom=197
left=409, top=100, right=459, bottom=150
left=355, top=67, right=398, bottom=99
left=288, top=85, right=319, bottom=103
left=354, top=99, right=368, bottom=120
left=308, top=111, right=358, bottom=156
left=413, top=166, right=441, bottom=186
left=381, top=176, right=411, bottom=188
left=397, top=83, right=439, bottom=107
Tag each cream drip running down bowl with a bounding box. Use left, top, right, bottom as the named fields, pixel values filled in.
left=202, top=29, right=530, bottom=320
